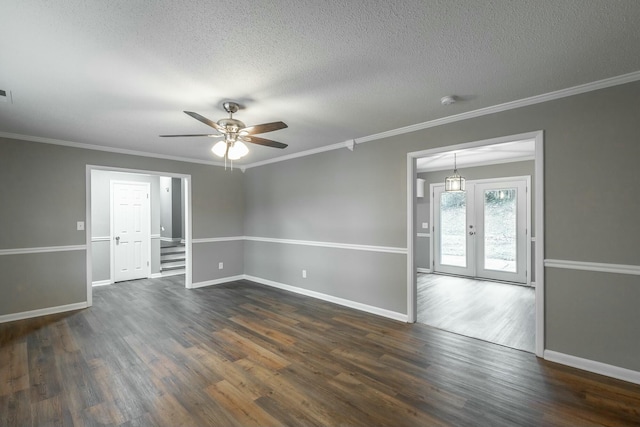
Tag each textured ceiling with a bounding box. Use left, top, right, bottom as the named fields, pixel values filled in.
left=1, top=0, right=640, bottom=165
left=417, top=140, right=536, bottom=172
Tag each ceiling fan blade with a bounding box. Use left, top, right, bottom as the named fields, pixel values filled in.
left=241, top=121, right=288, bottom=135
left=184, top=111, right=226, bottom=132
left=240, top=135, right=288, bottom=149
left=159, top=134, right=222, bottom=138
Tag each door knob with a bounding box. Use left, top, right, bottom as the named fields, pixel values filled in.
left=115, top=236, right=120, bottom=243
left=469, top=231, right=476, bottom=235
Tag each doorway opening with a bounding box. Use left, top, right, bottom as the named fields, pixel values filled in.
left=407, top=131, right=544, bottom=356
left=85, top=165, right=193, bottom=307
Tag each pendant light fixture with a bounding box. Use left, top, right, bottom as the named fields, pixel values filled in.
left=445, top=153, right=465, bottom=192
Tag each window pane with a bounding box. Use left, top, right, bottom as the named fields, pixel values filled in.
left=484, top=189, right=517, bottom=272
left=440, top=192, right=466, bottom=267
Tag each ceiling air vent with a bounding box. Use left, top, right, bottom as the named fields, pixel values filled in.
left=0, top=89, right=8, bottom=102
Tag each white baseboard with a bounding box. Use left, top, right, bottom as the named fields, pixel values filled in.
left=92, top=280, right=112, bottom=287
left=0, top=302, right=88, bottom=324
left=190, top=275, right=244, bottom=289
left=150, top=273, right=163, bottom=279
left=417, top=268, right=431, bottom=273
left=244, top=275, right=408, bottom=322
left=544, top=350, right=640, bottom=385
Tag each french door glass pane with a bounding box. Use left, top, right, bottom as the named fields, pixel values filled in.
left=440, top=192, right=466, bottom=267
left=484, top=189, right=517, bottom=272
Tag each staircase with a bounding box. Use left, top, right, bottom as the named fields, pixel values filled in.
left=160, top=242, right=185, bottom=276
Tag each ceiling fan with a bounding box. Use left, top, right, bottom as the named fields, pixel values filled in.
left=160, top=101, right=288, bottom=161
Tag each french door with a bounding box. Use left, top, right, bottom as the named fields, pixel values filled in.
left=433, top=177, right=529, bottom=284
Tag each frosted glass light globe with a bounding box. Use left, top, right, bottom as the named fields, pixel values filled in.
left=211, top=141, right=228, bottom=157
left=227, top=141, right=249, bottom=160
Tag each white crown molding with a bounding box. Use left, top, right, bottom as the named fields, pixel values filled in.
left=544, top=259, right=640, bottom=276
left=244, top=70, right=640, bottom=169
left=3, top=71, right=640, bottom=171
left=0, top=302, right=88, bottom=324
left=244, top=236, right=407, bottom=254
left=244, top=275, right=408, bottom=322
left=0, top=244, right=86, bottom=256
left=544, top=350, right=640, bottom=386
left=354, top=71, right=640, bottom=144
left=0, top=132, right=225, bottom=167
left=243, top=141, right=346, bottom=169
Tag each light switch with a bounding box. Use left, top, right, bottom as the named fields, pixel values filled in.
left=422, top=222, right=429, bottom=229
left=77, top=221, right=85, bottom=231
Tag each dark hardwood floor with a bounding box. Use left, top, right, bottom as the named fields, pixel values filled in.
left=1, top=276, right=640, bottom=426
left=417, top=273, right=535, bottom=352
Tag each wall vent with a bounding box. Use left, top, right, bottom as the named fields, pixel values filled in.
left=0, top=89, right=7, bottom=102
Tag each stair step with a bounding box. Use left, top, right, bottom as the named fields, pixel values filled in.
left=161, top=260, right=185, bottom=269
left=161, top=268, right=185, bottom=277
left=162, top=263, right=185, bottom=271
left=161, top=247, right=185, bottom=255
left=161, top=253, right=185, bottom=262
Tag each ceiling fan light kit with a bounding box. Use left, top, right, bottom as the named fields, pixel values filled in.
left=161, top=101, right=288, bottom=168
left=212, top=140, right=249, bottom=160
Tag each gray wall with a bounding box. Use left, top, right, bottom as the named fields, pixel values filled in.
left=0, top=137, right=244, bottom=315
left=244, top=81, right=640, bottom=372
left=244, top=144, right=407, bottom=313
left=160, top=176, right=173, bottom=240
left=159, top=176, right=184, bottom=241
left=416, top=160, right=535, bottom=272
left=172, top=177, right=183, bottom=239
left=2, top=80, right=640, bottom=375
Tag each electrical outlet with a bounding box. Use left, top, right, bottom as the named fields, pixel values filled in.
left=218, top=262, right=223, bottom=270
left=77, top=221, right=85, bottom=231
left=422, top=222, right=429, bottom=229
left=302, top=269, right=307, bottom=278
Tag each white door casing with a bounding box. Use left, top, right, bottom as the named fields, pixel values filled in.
left=111, top=181, right=151, bottom=282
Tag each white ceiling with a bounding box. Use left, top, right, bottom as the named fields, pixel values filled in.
left=417, top=139, right=536, bottom=172
left=1, top=1, right=640, bottom=166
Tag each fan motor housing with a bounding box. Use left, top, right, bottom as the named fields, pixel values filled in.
left=217, top=117, right=245, bottom=132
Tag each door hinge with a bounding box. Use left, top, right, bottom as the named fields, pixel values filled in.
left=147, top=193, right=149, bottom=199
left=147, top=261, right=150, bottom=266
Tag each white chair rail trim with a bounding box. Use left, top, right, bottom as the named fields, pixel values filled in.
left=544, top=259, right=640, bottom=276
left=0, top=245, right=87, bottom=256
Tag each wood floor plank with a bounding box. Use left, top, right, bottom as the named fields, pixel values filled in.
left=417, top=273, right=535, bottom=352
left=1, top=276, right=640, bottom=426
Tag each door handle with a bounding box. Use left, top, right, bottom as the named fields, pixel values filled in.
left=469, top=231, right=476, bottom=235
left=115, top=236, right=120, bottom=244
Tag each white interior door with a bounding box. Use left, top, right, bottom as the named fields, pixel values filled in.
left=433, top=177, right=529, bottom=284
left=112, top=181, right=151, bottom=282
